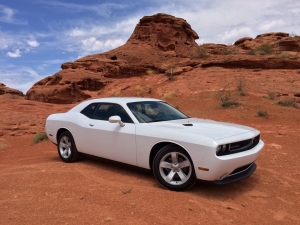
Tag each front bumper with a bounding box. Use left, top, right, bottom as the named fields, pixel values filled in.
left=193, top=140, right=264, bottom=181
left=213, top=162, right=256, bottom=184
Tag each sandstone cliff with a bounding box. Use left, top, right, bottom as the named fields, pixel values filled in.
left=25, top=13, right=300, bottom=104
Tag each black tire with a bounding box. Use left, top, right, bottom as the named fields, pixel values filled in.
left=153, top=145, right=196, bottom=191
left=57, top=131, right=79, bottom=163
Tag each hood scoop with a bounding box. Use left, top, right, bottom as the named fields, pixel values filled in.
left=182, top=124, right=193, bottom=126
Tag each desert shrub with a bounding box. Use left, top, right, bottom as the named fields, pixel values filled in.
left=147, top=85, right=152, bottom=94
left=257, top=110, right=268, bottom=117
left=222, top=47, right=239, bottom=55
left=162, top=91, right=176, bottom=101
left=146, top=69, right=158, bottom=75
left=219, top=93, right=239, bottom=108
left=193, top=44, right=208, bottom=58
left=256, top=44, right=274, bottom=55
left=277, top=99, right=300, bottom=109
left=166, top=62, right=176, bottom=81
left=289, top=32, right=298, bottom=38
left=0, top=141, right=8, bottom=148
left=279, top=52, right=291, bottom=58
left=32, top=132, right=48, bottom=144
left=247, top=50, right=256, bottom=55
left=236, top=76, right=246, bottom=96
left=267, top=91, right=277, bottom=100
left=222, top=48, right=231, bottom=55
left=135, top=85, right=144, bottom=96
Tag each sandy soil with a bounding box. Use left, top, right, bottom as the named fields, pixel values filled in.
left=0, top=68, right=300, bottom=224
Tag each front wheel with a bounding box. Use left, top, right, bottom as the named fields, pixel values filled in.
left=57, top=131, right=79, bottom=163
left=153, top=145, right=196, bottom=191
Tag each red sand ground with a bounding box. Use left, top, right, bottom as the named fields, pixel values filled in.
left=0, top=68, right=300, bottom=224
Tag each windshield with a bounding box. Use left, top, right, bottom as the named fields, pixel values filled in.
left=127, top=101, right=188, bottom=123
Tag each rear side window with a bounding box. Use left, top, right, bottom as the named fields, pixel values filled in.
left=80, top=103, right=97, bottom=118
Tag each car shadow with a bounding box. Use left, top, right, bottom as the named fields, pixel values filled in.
left=189, top=176, right=259, bottom=199
left=79, top=153, right=154, bottom=178
left=50, top=154, right=259, bottom=196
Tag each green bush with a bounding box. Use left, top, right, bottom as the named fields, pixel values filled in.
left=32, top=132, right=48, bottom=144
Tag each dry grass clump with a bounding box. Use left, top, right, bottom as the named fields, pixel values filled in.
left=0, top=141, right=9, bottom=148
left=162, top=91, right=176, bottom=101
left=135, top=85, right=152, bottom=96
left=145, top=69, right=158, bottom=75
left=236, top=76, right=246, bottom=96
left=192, top=44, right=208, bottom=58
left=219, top=93, right=239, bottom=108
left=256, top=44, right=274, bottom=55
left=105, top=217, right=113, bottom=222
left=267, top=91, right=277, bottom=100
left=257, top=110, right=269, bottom=117
left=247, top=50, right=256, bottom=55
left=289, top=32, right=298, bottom=38
left=32, top=132, right=48, bottom=144
left=277, top=99, right=300, bottom=109
left=279, top=52, right=292, bottom=58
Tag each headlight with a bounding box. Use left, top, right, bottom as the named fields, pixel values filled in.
left=216, top=144, right=227, bottom=156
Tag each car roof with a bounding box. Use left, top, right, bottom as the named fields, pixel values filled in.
left=68, top=97, right=161, bottom=112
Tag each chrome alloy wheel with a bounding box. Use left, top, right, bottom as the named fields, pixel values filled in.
left=159, top=152, right=192, bottom=185
left=59, top=136, right=72, bottom=159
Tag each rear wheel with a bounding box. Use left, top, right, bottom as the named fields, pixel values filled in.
left=153, top=145, right=196, bottom=191
left=57, top=131, right=79, bottom=163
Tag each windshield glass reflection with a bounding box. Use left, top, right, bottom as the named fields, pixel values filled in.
left=127, top=101, right=188, bottom=123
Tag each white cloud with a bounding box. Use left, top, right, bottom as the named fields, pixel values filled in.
left=39, top=1, right=125, bottom=17
left=0, top=66, right=47, bottom=93
left=6, top=49, right=21, bottom=58
left=27, top=40, right=40, bottom=47
left=81, top=37, right=124, bottom=52
left=258, top=20, right=286, bottom=31
left=217, top=27, right=254, bottom=44
left=0, top=4, right=14, bottom=23
left=0, top=4, right=26, bottom=24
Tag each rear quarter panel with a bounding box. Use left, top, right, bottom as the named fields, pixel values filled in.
left=46, top=112, right=90, bottom=152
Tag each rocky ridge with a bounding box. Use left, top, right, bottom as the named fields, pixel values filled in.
left=0, top=83, right=24, bottom=97
left=24, top=13, right=300, bottom=104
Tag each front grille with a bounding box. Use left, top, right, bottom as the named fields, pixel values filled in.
left=229, top=135, right=260, bottom=152
left=217, top=135, right=260, bottom=156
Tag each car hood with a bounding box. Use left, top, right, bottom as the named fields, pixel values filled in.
left=148, top=118, right=255, bottom=140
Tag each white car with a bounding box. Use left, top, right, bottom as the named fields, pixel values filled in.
left=46, top=97, right=264, bottom=191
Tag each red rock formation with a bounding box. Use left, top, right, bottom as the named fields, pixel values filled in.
left=25, top=14, right=300, bottom=104
left=0, top=83, right=24, bottom=96
left=26, top=13, right=200, bottom=104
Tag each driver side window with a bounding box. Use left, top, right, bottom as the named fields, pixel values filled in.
left=93, top=103, right=133, bottom=123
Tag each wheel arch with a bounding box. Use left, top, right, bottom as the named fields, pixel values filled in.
left=149, top=141, right=192, bottom=169
left=56, top=127, right=72, bottom=143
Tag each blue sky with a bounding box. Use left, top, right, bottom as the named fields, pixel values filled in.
left=0, top=0, right=299, bottom=93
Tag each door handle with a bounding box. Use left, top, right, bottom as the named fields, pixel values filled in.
left=89, top=124, right=94, bottom=127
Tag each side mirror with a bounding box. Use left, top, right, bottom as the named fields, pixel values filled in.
left=109, top=116, right=125, bottom=127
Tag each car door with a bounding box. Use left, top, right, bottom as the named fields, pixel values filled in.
left=84, top=103, right=137, bottom=166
